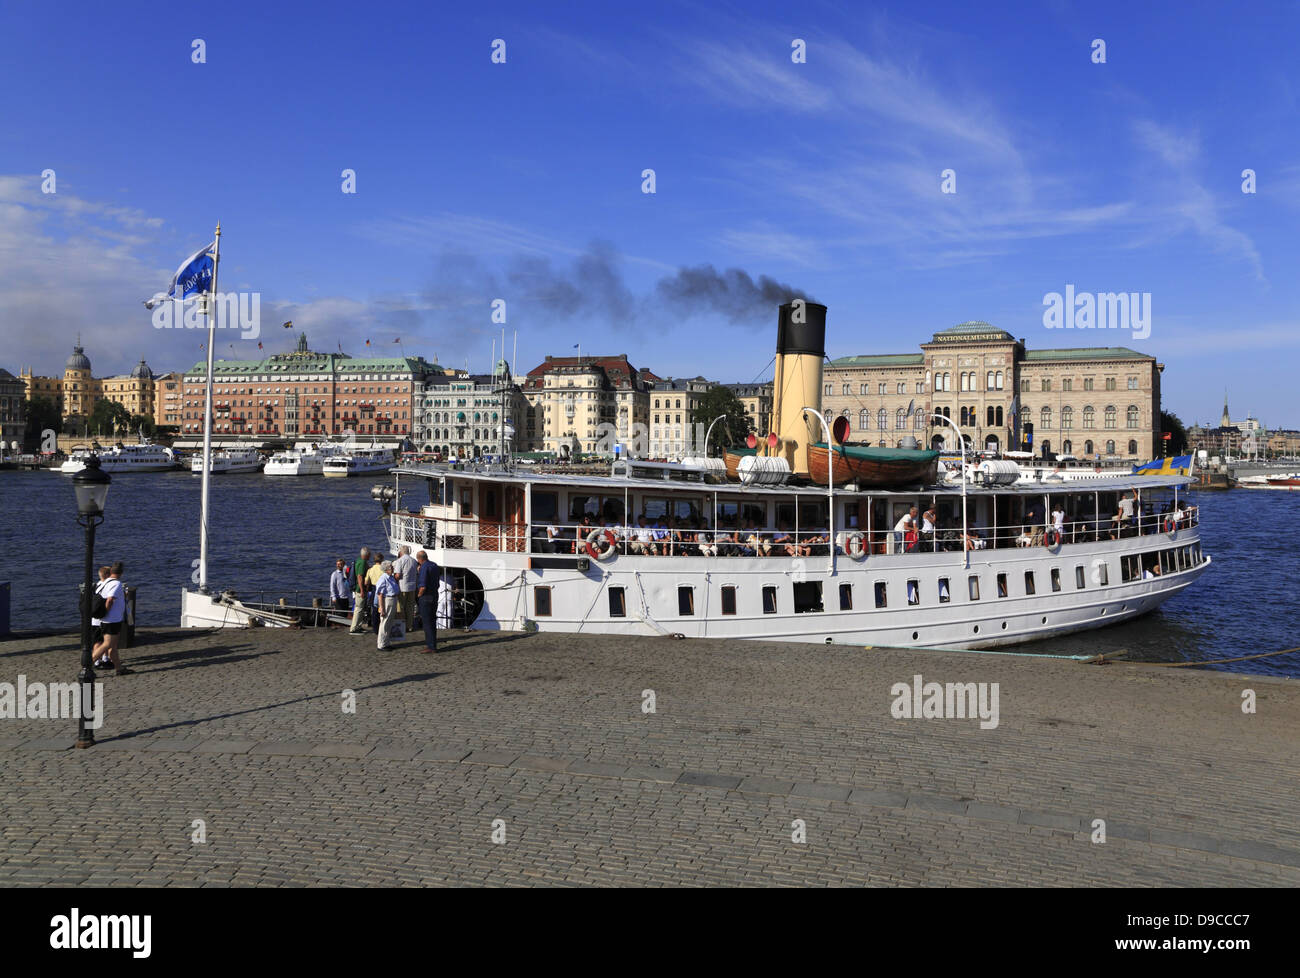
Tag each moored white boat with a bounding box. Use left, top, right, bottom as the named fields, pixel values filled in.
left=322, top=446, right=393, bottom=477
left=59, top=438, right=177, bottom=473
left=190, top=446, right=262, bottom=473
left=263, top=442, right=344, bottom=476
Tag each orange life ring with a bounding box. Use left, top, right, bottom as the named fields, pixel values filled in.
left=1043, top=527, right=1061, bottom=550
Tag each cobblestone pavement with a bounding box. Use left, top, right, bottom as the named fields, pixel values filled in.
left=1, top=626, right=1296, bottom=885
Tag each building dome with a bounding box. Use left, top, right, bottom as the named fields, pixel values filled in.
left=130, top=359, right=153, bottom=379
left=65, top=344, right=91, bottom=373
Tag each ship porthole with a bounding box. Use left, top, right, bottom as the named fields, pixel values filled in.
left=973, top=625, right=980, bottom=634
left=1001, top=622, right=1007, bottom=630
left=1121, top=603, right=1127, bottom=611
left=1100, top=608, right=1107, bottom=616
left=1041, top=616, right=1047, bottom=624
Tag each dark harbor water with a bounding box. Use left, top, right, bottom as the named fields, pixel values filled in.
left=1, top=470, right=1296, bottom=676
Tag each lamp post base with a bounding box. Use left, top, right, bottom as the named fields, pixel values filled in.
left=74, top=737, right=95, bottom=749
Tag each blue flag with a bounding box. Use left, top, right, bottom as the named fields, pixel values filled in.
left=144, top=241, right=216, bottom=309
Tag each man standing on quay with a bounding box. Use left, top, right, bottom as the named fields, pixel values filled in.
left=374, top=560, right=400, bottom=651
left=415, top=549, right=441, bottom=654
left=349, top=546, right=371, bottom=634
left=392, top=545, right=417, bottom=635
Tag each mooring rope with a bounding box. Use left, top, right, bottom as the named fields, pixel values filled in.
left=1137, top=646, right=1300, bottom=668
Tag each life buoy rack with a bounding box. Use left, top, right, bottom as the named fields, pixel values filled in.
left=1043, top=527, right=1062, bottom=551
left=585, top=527, right=617, bottom=561
left=844, top=532, right=867, bottom=559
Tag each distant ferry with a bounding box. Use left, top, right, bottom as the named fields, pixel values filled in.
left=264, top=442, right=345, bottom=476
left=59, top=437, right=176, bottom=474
left=191, top=447, right=262, bottom=474
left=377, top=302, right=1210, bottom=650
left=323, top=446, right=393, bottom=477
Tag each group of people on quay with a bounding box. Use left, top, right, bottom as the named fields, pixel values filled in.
left=329, top=546, right=450, bottom=653
left=532, top=487, right=1198, bottom=560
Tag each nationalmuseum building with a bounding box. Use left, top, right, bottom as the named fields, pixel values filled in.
left=821, top=322, right=1163, bottom=462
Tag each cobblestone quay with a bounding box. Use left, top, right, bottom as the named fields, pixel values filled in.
left=1, top=626, right=1296, bottom=886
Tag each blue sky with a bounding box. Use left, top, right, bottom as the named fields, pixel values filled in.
left=1, top=0, right=1297, bottom=428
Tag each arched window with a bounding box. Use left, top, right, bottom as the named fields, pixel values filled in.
left=986, top=406, right=995, bottom=427
left=996, top=370, right=1004, bottom=390
left=1128, top=439, right=1138, bottom=455
left=942, top=406, right=950, bottom=420
left=1062, top=439, right=1072, bottom=455
left=986, top=371, right=994, bottom=390
left=1082, top=406, right=1095, bottom=429
left=1084, top=439, right=1094, bottom=455
left=1020, top=406, right=1030, bottom=428
left=860, top=383, right=869, bottom=396
left=959, top=407, right=969, bottom=426
left=877, top=408, right=887, bottom=431
left=1105, top=405, right=1117, bottom=429
left=842, top=383, right=851, bottom=396
left=995, top=406, right=1003, bottom=427
left=1041, top=406, right=1052, bottom=429
left=1061, top=406, right=1073, bottom=430
left=1106, top=439, right=1116, bottom=455
left=915, top=409, right=925, bottom=429
left=859, top=409, right=869, bottom=430
left=960, top=373, right=969, bottom=392
left=1126, top=405, right=1139, bottom=428
left=942, top=372, right=950, bottom=391
left=896, top=408, right=906, bottom=429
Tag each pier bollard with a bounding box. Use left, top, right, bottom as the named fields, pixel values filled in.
left=279, top=597, right=287, bottom=607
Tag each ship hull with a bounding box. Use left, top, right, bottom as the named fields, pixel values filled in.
left=386, top=519, right=1209, bottom=652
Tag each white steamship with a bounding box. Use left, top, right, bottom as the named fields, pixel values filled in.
left=378, top=303, right=1208, bottom=650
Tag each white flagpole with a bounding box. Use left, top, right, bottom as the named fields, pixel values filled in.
left=198, top=222, right=221, bottom=592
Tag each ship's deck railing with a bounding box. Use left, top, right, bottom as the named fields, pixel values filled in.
left=390, top=507, right=1199, bottom=558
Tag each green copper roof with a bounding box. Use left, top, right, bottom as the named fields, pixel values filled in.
left=828, top=353, right=925, bottom=367
left=185, top=353, right=437, bottom=376
left=1023, top=347, right=1151, bottom=361
left=930, top=321, right=1015, bottom=342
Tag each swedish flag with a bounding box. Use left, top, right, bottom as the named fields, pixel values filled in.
left=1133, top=454, right=1194, bottom=476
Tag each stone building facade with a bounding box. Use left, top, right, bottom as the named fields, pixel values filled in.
left=649, top=377, right=711, bottom=458
left=19, top=342, right=160, bottom=432
left=414, top=362, right=528, bottom=459
left=179, top=333, right=440, bottom=444
left=521, top=355, right=658, bottom=457
left=822, top=322, right=1163, bottom=462
left=721, top=381, right=774, bottom=440
left=0, top=368, right=26, bottom=451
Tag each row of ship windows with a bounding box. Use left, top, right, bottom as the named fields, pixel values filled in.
left=531, top=544, right=1204, bottom=618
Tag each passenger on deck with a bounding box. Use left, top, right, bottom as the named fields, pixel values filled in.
left=893, top=507, right=918, bottom=553
left=772, top=523, right=796, bottom=557
left=631, top=516, right=657, bottom=556
left=695, top=520, right=717, bottom=557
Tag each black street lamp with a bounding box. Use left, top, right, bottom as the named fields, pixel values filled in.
left=72, top=455, right=111, bottom=749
